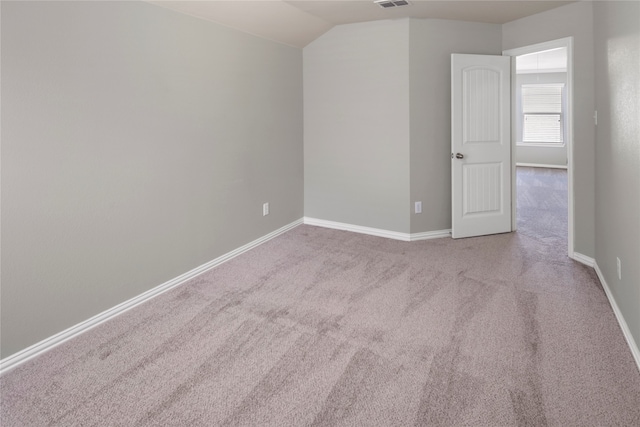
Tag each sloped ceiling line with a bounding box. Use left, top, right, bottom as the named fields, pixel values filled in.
left=146, top=1, right=575, bottom=48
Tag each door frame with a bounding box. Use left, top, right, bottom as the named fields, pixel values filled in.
left=502, top=37, right=575, bottom=258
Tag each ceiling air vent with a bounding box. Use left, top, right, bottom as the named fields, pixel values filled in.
left=374, top=0, right=410, bottom=9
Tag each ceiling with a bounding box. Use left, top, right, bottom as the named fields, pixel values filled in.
left=148, top=0, right=575, bottom=48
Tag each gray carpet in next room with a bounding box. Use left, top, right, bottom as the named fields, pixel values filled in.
left=1, top=167, right=639, bottom=426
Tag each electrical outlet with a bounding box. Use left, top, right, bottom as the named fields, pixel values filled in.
left=415, top=201, right=422, bottom=214
left=263, top=202, right=269, bottom=216
left=617, top=257, right=621, bottom=280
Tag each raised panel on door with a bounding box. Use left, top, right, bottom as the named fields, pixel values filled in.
left=464, top=68, right=501, bottom=144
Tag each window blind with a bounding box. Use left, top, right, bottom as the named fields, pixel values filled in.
left=522, top=84, right=562, bottom=113
left=523, top=115, right=561, bottom=142
left=522, top=84, right=563, bottom=143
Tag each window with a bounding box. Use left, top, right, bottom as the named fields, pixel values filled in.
left=521, top=84, right=564, bottom=143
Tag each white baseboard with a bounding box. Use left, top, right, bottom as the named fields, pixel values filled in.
left=303, top=217, right=450, bottom=242
left=572, top=253, right=639, bottom=371
left=0, top=219, right=303, bottom=375
left=571, top=251, right=595, bottom=267
left=410, top=229, right=452, bottom=241
left=593, top=261, right=640, bottom=373
left=516, top=162, right=568, bottom=170
left=304, top=217, right=411, bottom=241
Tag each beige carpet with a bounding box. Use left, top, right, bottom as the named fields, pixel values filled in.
left=1, top=168, right=639, bottom=426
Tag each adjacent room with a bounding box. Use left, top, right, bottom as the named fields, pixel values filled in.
left=514, top=45, right=570, bottom=254
left=2, top=1, right=639, bottom=425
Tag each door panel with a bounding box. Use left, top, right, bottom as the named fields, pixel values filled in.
left=463, top=162, right=502, bottom=216
left=464, top=68, right=501, bottom=143
left=451, top=54, right=511, bottom=239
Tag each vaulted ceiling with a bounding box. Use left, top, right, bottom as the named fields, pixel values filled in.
left=148, top=0, right=575, bottom=48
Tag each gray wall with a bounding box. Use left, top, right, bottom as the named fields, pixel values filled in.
left=303, top=18, right=501, bottom=235
left=1, top=1, right=303, bottom=358
left=503, top=0, right=596, bottom=258
left=515, top=72, right=568, bottom=167
left=304, top=20, right=411, bottom=233
left=4, top=0, right=636, bottom=361
left=593, top=1, right=640, bottom=349
left=409, top=19, right=502, bottom=233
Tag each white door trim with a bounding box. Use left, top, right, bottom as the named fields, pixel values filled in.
left=503, top=37, right=575, bottom=258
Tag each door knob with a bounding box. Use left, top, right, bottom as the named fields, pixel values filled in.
left=455, top=153, right=464, bottom=159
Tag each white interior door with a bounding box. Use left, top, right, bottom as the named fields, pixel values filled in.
left=451, top=54, right=511, bottom=239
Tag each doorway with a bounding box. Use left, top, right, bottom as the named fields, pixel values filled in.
left=503, top=37, right=574, bottom=258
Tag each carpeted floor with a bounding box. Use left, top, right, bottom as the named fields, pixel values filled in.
left=516, top=166, right=569, bottom=260
left=1, top=167, right=639, bottom=426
